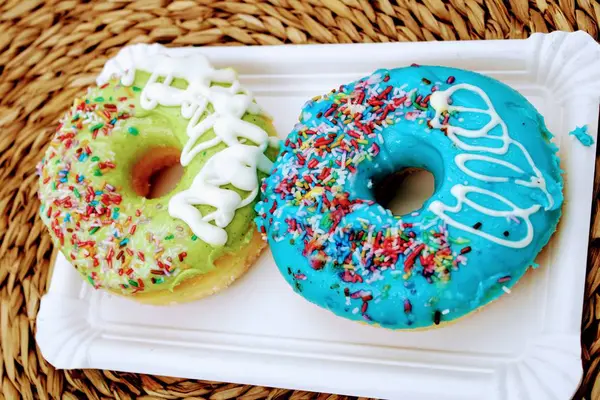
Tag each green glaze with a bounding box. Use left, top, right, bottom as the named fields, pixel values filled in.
left=38, top=71, right=277, bottom=294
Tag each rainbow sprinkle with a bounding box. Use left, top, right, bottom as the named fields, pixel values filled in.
left=37, top=78, right=188, bottom=293
left=256, top=68, right=469, bottom=324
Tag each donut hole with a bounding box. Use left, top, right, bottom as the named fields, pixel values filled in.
left=374, top=168, right=435, bottom=216
left=131, top=147, right=184, bottom=199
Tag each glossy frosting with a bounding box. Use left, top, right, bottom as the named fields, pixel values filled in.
left=569, top=125, right=594, bottom=147
left=38, top=51, right=276, bottom=295
left=256, top=66, right=563, bottom=329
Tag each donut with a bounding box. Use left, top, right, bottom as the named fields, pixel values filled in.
left=255, top=66, right=563, bottom=329
left=38, top=45, right=277, bottom=304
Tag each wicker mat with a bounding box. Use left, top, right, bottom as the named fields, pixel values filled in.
left=0, top=1, right=599, bottom=399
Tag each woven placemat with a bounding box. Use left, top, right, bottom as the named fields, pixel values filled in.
left=1, top=1, right=599, bottom=399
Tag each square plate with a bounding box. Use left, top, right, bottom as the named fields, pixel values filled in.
left=36, top=32, right=600, bottom=400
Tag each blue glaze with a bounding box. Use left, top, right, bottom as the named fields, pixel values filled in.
left=256, top=66, right=563, bottom=329
left=569, top=125, right=594, bottom=146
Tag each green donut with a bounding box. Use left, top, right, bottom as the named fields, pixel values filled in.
left=38, top=68, right=277, bottom=303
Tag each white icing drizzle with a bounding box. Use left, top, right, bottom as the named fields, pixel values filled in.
left=454, top=153, right=524, bottom=182
left=428, top=84, right=553, bottom=248
left=112, top=51, right=272, bottom=246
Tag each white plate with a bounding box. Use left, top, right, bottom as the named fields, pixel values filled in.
left=36, top=32, right=600, bottom=400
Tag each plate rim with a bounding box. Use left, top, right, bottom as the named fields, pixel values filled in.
left=36, top=30, right=600, bottom=400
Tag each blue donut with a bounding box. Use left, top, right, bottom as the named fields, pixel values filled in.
left=255, top=66, right=563, bottom=329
